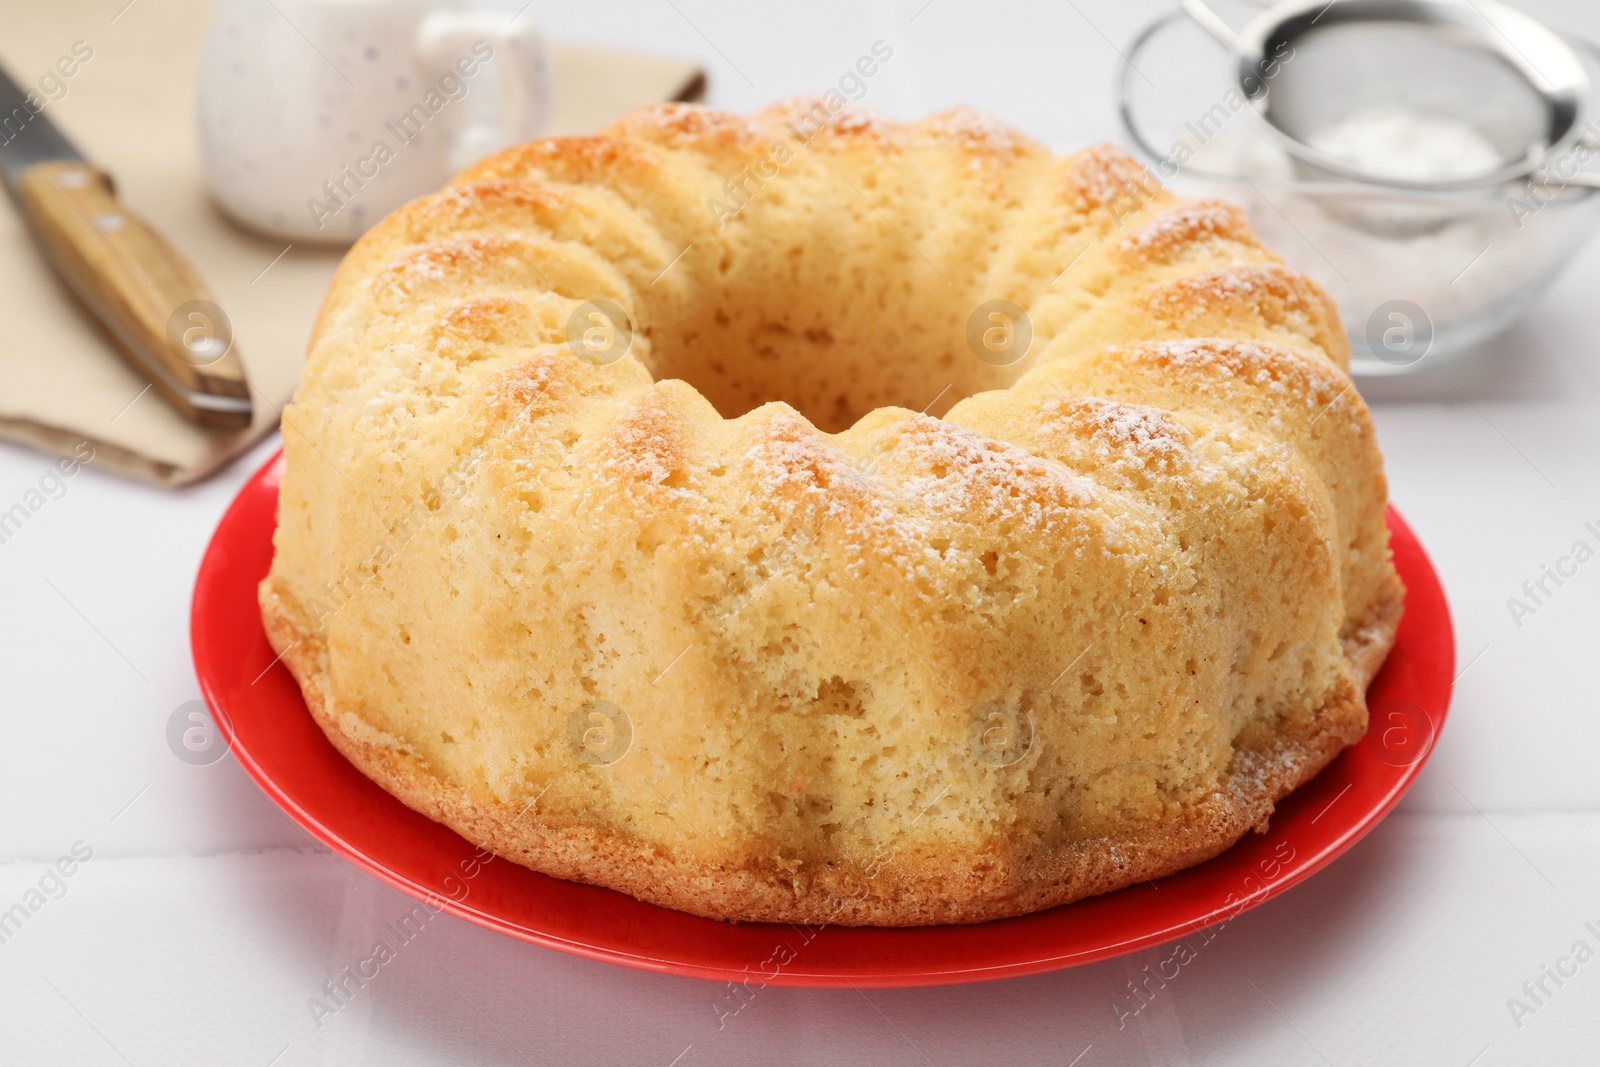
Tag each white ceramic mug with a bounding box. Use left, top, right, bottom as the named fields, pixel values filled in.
left=197, top=0, right=552, bottom=243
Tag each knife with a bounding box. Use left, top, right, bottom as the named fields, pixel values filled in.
left=0, top=63, right=252, bottom=431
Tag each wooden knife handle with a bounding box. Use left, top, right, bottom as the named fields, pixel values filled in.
left=14, top=160, right=253, bottom=431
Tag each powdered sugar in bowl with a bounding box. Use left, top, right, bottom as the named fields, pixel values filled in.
left=1119, top=4, right=1600, bottom=375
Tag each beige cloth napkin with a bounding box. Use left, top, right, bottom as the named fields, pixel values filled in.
left=0, top=0, right=702, bottom=486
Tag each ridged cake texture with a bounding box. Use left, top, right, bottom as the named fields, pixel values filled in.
left=260, top=99, right=1402, bottom=924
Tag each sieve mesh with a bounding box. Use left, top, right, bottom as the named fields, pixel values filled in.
left=1184, top=0, right=1595, bottom=189
left=1261, top=20, right=1551, bottom=176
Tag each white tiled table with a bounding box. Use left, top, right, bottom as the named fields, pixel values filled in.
left=4, top=1, right=1600, bottom=1063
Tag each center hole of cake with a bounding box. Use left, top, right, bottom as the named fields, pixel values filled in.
left=637, top=288, right=1035, bottom=434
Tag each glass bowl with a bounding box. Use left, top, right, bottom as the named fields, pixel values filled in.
left=1118, top=9, right=1600, bottom=376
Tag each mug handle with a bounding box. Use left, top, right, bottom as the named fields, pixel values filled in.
left=414, top=11, right=555, bottom=173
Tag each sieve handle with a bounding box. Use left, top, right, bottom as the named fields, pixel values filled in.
left=1180, top=0, right=1241, bottom=50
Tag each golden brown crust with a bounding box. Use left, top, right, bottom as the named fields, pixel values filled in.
left=1343, top=568, right=1406, bottom=690
left=263, top=100, right=1403, bottom=927
left=261, top=580, right=1382, bottom=925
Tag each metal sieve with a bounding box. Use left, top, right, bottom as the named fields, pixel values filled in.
left=1180, top=0, right=1600, bottom=190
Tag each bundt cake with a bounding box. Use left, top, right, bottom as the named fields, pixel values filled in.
left=259, top=98, right=1403, bottom=925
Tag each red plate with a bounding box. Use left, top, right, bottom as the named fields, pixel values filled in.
left=192, top=450, right=1453, bottom=988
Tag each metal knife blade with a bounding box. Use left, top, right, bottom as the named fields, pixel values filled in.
left=0, top=61, right=253, bottom=431
left=0, top=65, right=86, bottom=180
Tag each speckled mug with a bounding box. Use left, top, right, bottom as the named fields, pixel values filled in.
left=198, top=0, right=552, bottom=243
